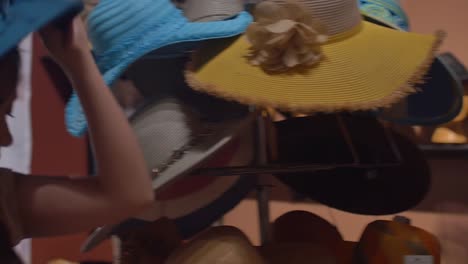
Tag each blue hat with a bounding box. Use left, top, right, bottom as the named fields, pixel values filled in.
left=359, top=0, right=464, bottom=125
left=65, top=0, right=253, bottom=137
left=0, top=0, right=83, bottom=57
left=359, top=0, right=409, bottom=31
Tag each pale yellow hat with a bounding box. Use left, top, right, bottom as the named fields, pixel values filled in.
left=186, top=0, right=443, bottom=113
left=165, top=226, right=266, bottom=264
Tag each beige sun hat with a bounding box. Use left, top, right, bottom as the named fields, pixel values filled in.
left=165, top=226, right=267, bottom=264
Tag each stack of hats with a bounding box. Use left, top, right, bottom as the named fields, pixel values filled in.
left=74, top=0, right=259, bottom=253
left=98, top=211, right=440, bottom=263
left=271, top=113, right=431, bottom=215
left=358, top=0, right=464, bottom=126
left=62, top=0, right=453, bottom=253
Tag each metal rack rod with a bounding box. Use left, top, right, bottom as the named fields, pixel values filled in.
left=191, top=162, right=401, bottom=176
left=253, top=111, right=273, bottom=245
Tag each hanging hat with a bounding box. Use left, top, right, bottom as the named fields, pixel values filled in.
left=78, top=57, right=256, bottom=252
left=81, top=123, right=256, bottom=252
left=354, top=217, right=441, bottom=263
left=165, top=226, right=267, bottom=264
left=272, top=211, right=343, bottom=247
left=257, top=211, right=347, bottom=264
left=358, top=0, right=409, bottom=31
left=0, top=0, right=83, bottom=57
left=273, top=114, right=431, bottom=215
left=118, top=217, right=183, bottom=264
left=271, top=210, right=346, bottom=263
left=64, top=0, right=253, bottom=137
left=185, top=0, right=443, bottom=114
left=358, top=0, right=464, bottom=125
left=376, top=54, right=464, bottom=125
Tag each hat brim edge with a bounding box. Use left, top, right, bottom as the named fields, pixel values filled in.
left=0, top=0, right=83, bottom=57
left=65, top=11, right=253, bottom=137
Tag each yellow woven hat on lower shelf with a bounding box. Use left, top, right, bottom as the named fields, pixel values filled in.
left=186, top=0, right=444, bottom=113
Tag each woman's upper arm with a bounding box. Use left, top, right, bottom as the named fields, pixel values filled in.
left=14, top=172, right=151, bottom=239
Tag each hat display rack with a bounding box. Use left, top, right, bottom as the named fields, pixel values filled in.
left=70, top=0, right=453, bottom=260
left=419, top=54, right=468, bottom=157
left=192, top=110, right=406, bottom=244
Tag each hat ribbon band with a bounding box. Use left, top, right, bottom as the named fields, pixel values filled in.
left=150, top=127, right=215, bottom=179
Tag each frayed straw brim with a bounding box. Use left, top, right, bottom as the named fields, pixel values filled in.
left=186, top=22, right=444, bottom=113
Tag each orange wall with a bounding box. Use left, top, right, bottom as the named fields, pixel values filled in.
left=402, top=0, right=468, bottom=65
left=30, top=35, right=112, bottom=263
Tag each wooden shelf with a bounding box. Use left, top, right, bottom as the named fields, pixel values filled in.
left=419, top=144, right=468, bottom=159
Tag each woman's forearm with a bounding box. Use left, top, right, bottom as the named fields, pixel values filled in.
left=66, top=50, right=153, bottom=206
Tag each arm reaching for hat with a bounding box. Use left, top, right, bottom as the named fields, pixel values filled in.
left=14, top=17, right=154, bottom=239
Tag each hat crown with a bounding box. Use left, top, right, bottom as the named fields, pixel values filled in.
left=179, top=0, right=244, bottom=22
left=269, top=0, right=362, bottom=36
left=131, top=98, right=199, bottom=176
left=87, top=0, right=183, bottom=55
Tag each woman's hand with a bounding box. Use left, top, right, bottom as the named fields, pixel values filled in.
left=39, top=16, right=91, bottom=71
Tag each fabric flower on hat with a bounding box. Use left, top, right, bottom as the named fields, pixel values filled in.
left=246, top=0, right=328, bottom=73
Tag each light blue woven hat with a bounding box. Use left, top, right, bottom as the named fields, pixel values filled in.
left=65, top=0, right=253, bottom=137
left=0, top=0, right=83, bottom=57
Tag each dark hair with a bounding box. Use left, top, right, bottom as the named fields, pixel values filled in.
left=0, top=48, right=22, bottom=263
left=0, top=223, right=22, bottom=264
left=0, top=47, right=20, bottom=100
left=1, top=47, right=20, bottom=64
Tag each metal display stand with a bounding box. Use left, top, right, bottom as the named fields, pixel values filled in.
left=106, top=109, right=405, bottom=264
left=253, top=111, right=273, bottom=244
left=189, top=110, right=404, bottom=245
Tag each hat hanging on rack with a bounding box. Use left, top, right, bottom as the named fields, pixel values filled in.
left=258, top=211, right=346, bottom=264
left=65, top=0, right=253, bottom=137
left=272, top=210, right=343, bottom=251
left=272, top=211, right=342, bottom=243
left=431, top=54, right=468, bottom=144
left=185, top=0, right=443, bottom=114
left=81, top=110, right=255, bottom=252
left=273, top=114, right=431, bottom=215
left=354, top=216, right=441, bottom=263
left=165, top=226, right=267, bottom=264
left=358, top=0, right=464, bottom=126
left=0, top=0, right=83, bottom=57
left=117, top=217, right=183, bottom=264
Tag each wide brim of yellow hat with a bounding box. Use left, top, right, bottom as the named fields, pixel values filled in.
left=186, top=22, right=443, bottom=113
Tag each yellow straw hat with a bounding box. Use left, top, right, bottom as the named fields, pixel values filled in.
left=185, top=0, right=444, bottom=113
